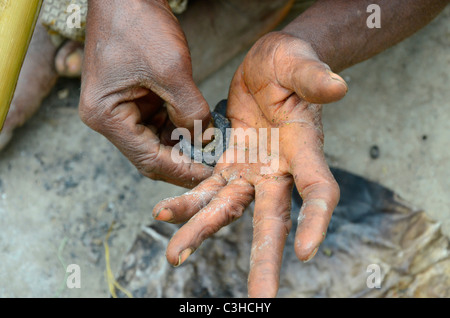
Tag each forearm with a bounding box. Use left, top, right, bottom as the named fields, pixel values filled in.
left=283, top=0, right=448, bottom=72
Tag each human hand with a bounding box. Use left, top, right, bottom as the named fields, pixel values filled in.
left=153, top=31, right=348, bottom=297
left=79, top=0, right=212, bottom=188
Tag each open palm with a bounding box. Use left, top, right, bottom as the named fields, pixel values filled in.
left=153, top=32, right=348, bottom=297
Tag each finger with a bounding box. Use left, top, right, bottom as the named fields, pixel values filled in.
left=290, top=59, right=347, bottom=104
left=139, top=141, right=213, bottom=188
left=289, top=148, right=340, bottom=262
left=248, top=178, right=293, bottom=298
left=153, top=174, right=227, bottom=223
left=165, top=179, right=254, bottom=266
left=162, top=75, right=212, bottom=137
left=275, top=44, right=348, bottom=104
left=79, top=88, right=213, bottom=188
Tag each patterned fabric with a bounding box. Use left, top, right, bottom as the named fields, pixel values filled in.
left=41, top=0, right=88, bottom=44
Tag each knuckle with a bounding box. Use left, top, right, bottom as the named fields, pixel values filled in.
left=134, top=149, right=161, bottom=177
left=327, top=179, right=341, bottom=206
left=210, top=196, right=245, bottom=222
left=226, top=200, right=246, bottom=220
left=254, top=212, right=292, bottom=236
left=78, top=89, right=106, bottom=131
left=153, top=49, right=187, bottom=76
left=198, top=224, right=220, bottom=242
left=225, top=184, right=254, bottom=213
left=281, top=214, right=293, bottom=234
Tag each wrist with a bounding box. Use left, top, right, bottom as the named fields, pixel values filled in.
left=88, top=0, right=186, bottom=15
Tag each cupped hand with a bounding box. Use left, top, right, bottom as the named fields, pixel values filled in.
left=153, top=31, right=348, bottom=297
left=79, top=0, right=212, bottom=188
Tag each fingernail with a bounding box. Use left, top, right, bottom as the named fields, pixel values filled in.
left=303, top=247, right=319, bottom=263
left=175, top=248, right=193, bottom=267
left=154, top=207, right=173, bottom=222
left=327, top=70, right=348, bottom=87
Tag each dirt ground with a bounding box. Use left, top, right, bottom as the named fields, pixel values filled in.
left=0, top=6, right=448, bottom=297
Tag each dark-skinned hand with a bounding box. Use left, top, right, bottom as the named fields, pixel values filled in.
left=79, top=0, right=212, bottom=188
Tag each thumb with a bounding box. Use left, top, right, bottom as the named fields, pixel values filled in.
left=163, top=77, right=212, bottom=137
left=276, top=43, right=348, bottom=104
